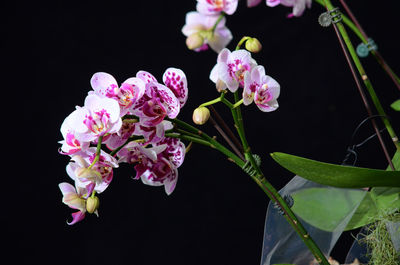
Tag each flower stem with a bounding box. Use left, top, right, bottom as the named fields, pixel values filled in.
left=321, top=0, right=400, bottom=158
left=229, top=90, right=330, bottom=263
left=211, top=12, right=225, bottom=35
left=235, top=36, right=251, bottom=51
left=199, top=97, right=222, bottom=108
left=313, top=0, right=400, bottom=91
left=232, top=98, right=243, bottom=108
left=88, top=135, right=103, bottom=169
left=169, top=116, right=329, bottom=264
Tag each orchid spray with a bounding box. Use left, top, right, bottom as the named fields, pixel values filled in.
left=59, top=0, right=400, bottom=264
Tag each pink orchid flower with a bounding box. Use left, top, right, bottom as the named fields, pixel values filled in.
left=66, top=148, right=119, bottom=194
left=135, top=138, right=185, bottom=195
left=65, top=94, right=122, bottom=142
left=266, top=0, right=312, bottom=17
left=59, top=118, right=90, bottom=155
left=131, top=71, right=180, bottom=127
left=105, top=118, right=140, bottom=151
left=90, top=72, right=146, bottom=116
left=243, top=65, right=280, bottom=112
left=210, top=48, right=257, bottom=92
left=182, top=11, right=232, bottom=53
left=196, top=0, right=238, bottom=15
left=59, top=182, right=88, bottom=225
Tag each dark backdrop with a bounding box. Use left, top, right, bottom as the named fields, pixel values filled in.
left=9, top=1, right=400, bottom=264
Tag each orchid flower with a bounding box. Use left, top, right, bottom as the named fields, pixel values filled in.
left=59, top=182, right=88, bottom=225
left=90, top=72, right=146, bottom=116
left=266, top=0, right=312, bottom=17
left=132, top=71, right=180, bottom=127
left=209, top=48, right=257, bottom=92
left=182, top=11, right=232, bottom=53
left=135, top=138, right=185, bottom=195
left=64, top=94, right=122, bottom=142
left=243, top=65, right=280, bottom=112
left=59, top=118, right=90, bottom=155
left=196, top=0, right=238, bottom=15
left=66, top=148, right=119, bottom=194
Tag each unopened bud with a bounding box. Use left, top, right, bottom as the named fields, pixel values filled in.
left=192, top=107, right=210, bottom=125
left=86, top=196, right=100, bottom=214
left=245, top=38, right=262, bottom=53
left=186, top=33, right=204, bottom=50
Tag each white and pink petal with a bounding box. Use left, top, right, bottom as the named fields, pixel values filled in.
left=163, top=68, right=188, bottom=107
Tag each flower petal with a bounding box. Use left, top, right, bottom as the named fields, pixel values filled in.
left=90, top=72, right=118, bottom=97
left=163, top=68, right=188, bottom=107
left=67, top=211, right=86, bottom=225
left=136, top=71, right=158, bottom=84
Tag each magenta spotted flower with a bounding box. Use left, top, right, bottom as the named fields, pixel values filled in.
left=90, top=72, right=146, bottom=116
left=131, top=70, right=181, bottom=127
left=196, top=0, right=238, bottom=15
left=64, top=94, right=122, bottom=142
left=134, top=138, right=185, bottom=195
left=210, top=48, right=257, bottom=92
left=243, top=65, right=280, bottom=112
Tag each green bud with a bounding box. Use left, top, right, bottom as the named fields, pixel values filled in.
left=245, top=38, right=262, bottom=53
left=192, top=107, right=210, bottom=125
left=86, top=196, right=100, bottom=214
left=186, top=33, right=204, bottom=50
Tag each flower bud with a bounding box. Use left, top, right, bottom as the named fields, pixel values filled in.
left=86, top=196, right=100, bottom=214
left=245, top=38, right=262, bottom=53
left=186, top=33, right=204, bottom=50
left=192, top=107, right=210, bottom=125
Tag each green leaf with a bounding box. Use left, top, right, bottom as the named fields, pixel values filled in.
left=345, top=187, right=400, bottom=230
left=291, top=187, right=366, bottom=231
left=270, top=152, right=400, bottom=188
left=391, top=99, right=400, bottom=111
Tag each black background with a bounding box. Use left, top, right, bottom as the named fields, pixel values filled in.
left=8, top=0, right=400, bottom=264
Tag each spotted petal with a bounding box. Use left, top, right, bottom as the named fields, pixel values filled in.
left=90, top=72, right=119, bottom=97
left=136, top=70, right=158, bottom=84
left=150, top=83, right=180, bottom=119
left=163, top=68, right=188, bottom=107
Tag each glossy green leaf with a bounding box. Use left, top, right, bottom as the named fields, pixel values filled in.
left=391, top=99, right=400, bottom=111
left=290, top=187, right=366, bottom=232
left=270, top=152, right=400, bottom=188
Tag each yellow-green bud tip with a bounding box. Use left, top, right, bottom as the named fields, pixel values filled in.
left=245, top=38, right=262, bottom=53
left=186, top=33, right=204, bottom=50
left=86, top=196, right=100, bottom=214
left=192, top=107, right=210, bottom=125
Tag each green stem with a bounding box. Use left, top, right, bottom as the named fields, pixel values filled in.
left=313, top=0, right=400, bottom=90
left=199, top=97, right=222, bottom=108
left=230, top=90, right=329, bottom=263
left=211, top=13, right=225, bottom=35
left=322, top=0, right=400, bottom=151
left=168, top=118, right=244, bottom=166
left=235, top=36, right=251, bottom=50
left=232, top=98, right=243, bottom=108
left=169, top=117, right=329, bottom=263
left=88, top=135, right=103, bottom=169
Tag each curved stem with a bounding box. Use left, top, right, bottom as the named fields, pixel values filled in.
left=211, top=12, right=225, bottom=35
left=313, top=0, right=400, bottom=91
left=321, top=0, right=400, bottom=157
left=88, top=135, right=103, bottom=169
left=229, top=90, right=330, bottom=263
